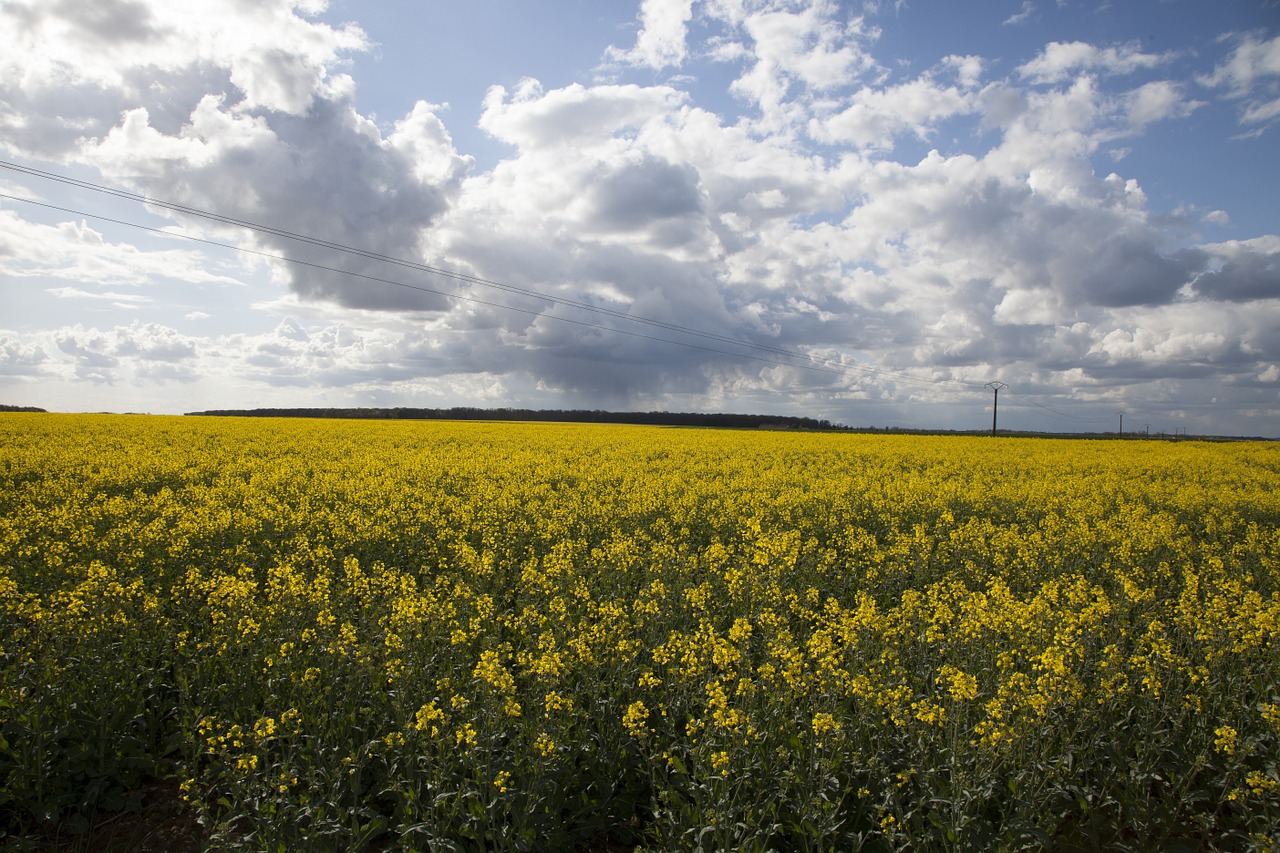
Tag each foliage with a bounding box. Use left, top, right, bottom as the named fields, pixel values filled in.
left=1, top=414, right=1278, bottom=850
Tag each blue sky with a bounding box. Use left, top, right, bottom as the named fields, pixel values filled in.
left=1, top=0, right=1278, bottom=434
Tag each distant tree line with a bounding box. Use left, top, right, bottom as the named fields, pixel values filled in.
left=184, top=406, right=842, bottom=431
left=0, top=404, right=46, bottom=413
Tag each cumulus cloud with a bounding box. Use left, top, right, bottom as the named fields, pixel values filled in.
left=80, top=92, right=471, bottom=312
left=720, top=1, right=882, bottom=130
left=3, top=0, right=469, bottom=313
left=47, top=321, right=199, bottom=383
left=941, top=55, right=985, bottom=89
left=0, top=0, right=368, bottom=157
left=443, top=14, right=1267, bottom=413
left=0, top=336, right=49, bottom=378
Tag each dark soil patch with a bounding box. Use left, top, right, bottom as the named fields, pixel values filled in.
left=6, top=777, right=204, bottom=853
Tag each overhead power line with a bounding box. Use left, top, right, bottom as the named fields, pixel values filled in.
left=1, top=186, right=1135, bottom=427
left=0, top=159, right=987, bottom=391
left=0, top=192, right=848, bottom=376
left=4, top=160, right=805, bottom=356
left=1015, top=397, right=1118, bottom=424
left=8, top=159, right=1157, bottom=429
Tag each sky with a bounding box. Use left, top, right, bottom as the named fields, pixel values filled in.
left=1, top=0, right=1278, bottom=435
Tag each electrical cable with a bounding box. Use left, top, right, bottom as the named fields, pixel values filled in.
left=9, top=161, right=1145, bottom=425
left=0, top=159, right=988, bottom=391
left=1, top=192, right=861, bottom=376
left=1, top=187, right=1140, bottom=425
left=1015, top=397, right=1118, bottom=423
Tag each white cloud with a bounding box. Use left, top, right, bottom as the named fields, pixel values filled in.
left=1017, top=41, right=1175, bottom=85
left=1200, top=32, right=1280, bottom=96
left=479, top=80, right=687, bottom=150
left=0, top=336, right=50, bottom=378
left=993, top=287, right=1063, bottom=325
left=0, top=209, right=244, bottom=287
left=47, top=287, right=150, bottom=304
left=1003, top=1, right=1035, bottom=27
left=605, top=0, right=696, bottom=70
left=46, top=321, right=200, bottom=383
left=941, top=55, right=985, bottom=89
left=1121, top=80, right=1203, bottom=130
left=1241, top=97, right=1280, bottom=126
left=808, top=78, right=977, bottom=149
left=1200, top=33, right=1280, bottom=133
left=1078, top=298, right=1275, bottom=379
left=2, top=0, right=471, bottom=316
left=724, top=1, right=881, bottom=130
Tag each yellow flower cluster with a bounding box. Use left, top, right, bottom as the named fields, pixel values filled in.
left=623, top=700, right=651, bottom=739
left=1, top=413, right=1277, bottom=848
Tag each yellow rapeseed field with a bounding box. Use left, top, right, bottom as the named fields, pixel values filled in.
left=1, top=413, right=1278, bottom=850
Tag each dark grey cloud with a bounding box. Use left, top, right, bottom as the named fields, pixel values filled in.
left=443, top=242, right=783, bottom=403
left=1068, top=239, right=1204, bottom=307
left=509, top=333, right=722, bottom=405
left=1193, top=249, right=1280, bottom=302
left=88, top=93, right=472, bottom=312
left=590, top=157, right=704, bottom=231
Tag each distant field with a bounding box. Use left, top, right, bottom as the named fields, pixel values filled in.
left=2, top=414, right=1278, bottom=850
